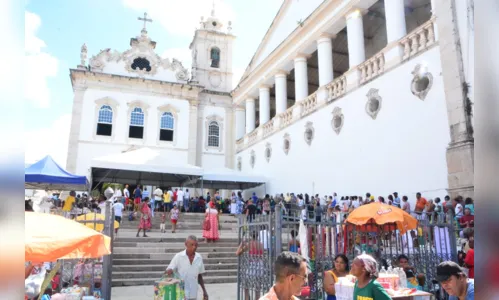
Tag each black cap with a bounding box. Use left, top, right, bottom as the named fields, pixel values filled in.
left=436, top=261, right=464, bottom=282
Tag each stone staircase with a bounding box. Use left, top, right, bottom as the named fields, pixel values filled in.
left=112, top=212, right=240, bottom=287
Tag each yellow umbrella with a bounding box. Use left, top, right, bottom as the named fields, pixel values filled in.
left=76, top=213, right=120, bottom=232
left=25, top=212, right=111, bottom=262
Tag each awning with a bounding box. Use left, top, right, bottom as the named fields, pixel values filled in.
left=90, top=148, right=203, bottom=186
left=25, top=156, right=89, bottom=191
left=200, top=167, right=267, bottom=190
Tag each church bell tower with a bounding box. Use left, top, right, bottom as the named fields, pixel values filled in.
left=189, top=3, right=235, bottom=93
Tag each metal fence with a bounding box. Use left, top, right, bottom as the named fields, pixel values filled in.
left=237, top=205, right=458, bottom=300
left=50, top=201, right=114, bottom=299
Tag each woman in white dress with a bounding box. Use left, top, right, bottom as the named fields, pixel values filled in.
left=230, top=192, right=237, bottom=215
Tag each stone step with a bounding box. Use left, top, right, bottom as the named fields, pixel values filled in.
left=115, top=237, right=239, bottom=243
left=112, top=269, right=238, bottom=279
left=113, top=246, right=238, bottom=255
left=113, top=263, right=238, bottom=272
left=113, top=242, right=239, bottom=248
left=123, top=212, right=238, bottom=220
left=118, top=224, right=238, bottom=230
left=113, top=252, right=237, bottom=260
left=113, top=257, right=238, bottom=265
left=111, top=275, right=237, bottom=287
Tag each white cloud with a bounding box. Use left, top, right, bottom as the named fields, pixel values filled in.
left=24, top=114, right=72, bottom=168
left=123, top=0, right=236, bottom=38
left=24, top=11, right=58, bottom=108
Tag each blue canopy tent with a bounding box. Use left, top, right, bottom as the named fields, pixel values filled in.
left=25, top=156, right=88, bottom=191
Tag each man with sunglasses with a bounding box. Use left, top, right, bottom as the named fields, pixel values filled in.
left=260, top=251, right=307, bottom=300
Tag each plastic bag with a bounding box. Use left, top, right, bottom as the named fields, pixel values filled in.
left=154, top=272, right=185, bottom=300
left=25, top=265, right=46, bottom=299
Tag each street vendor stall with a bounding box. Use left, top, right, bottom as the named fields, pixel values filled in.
left=25, top=212, right=112, bottom=300
left=25, top=156, right=89, bottom=191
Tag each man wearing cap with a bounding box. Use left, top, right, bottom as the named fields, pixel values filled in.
left=436, top=261, right=474, bottom=300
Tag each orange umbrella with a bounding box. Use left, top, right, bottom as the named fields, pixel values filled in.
left=346, top=202, right=418, bottom=234
left=25, top=212, right=111, bottom=262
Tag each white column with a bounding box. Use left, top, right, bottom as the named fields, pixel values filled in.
left=259, top=86, right=270, bottom=124
left=430, top=0, right=439, bottom=41
left=346, top=10, right=366, bottom=68
left=235, top=105, right=246, bottom=139
left=275, top=72, right=288, bottom=114
left=317, top=35, right=334, bottom=86
left=384, top=0, right=407, bottom=43
left=294, top=56, right=309, bottom=102
left=245, top=98, right=255, bottom=133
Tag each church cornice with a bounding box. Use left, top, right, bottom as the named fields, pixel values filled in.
left=201, top=89, right=231, bottom=97
left=70, top=69, right=204, bottom=100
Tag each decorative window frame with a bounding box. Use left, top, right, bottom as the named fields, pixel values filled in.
left=208, top=44, right=222, bottom=70
left=283, top=133, right=291, bottom=155
left=157, top=104, right=179, bottom=146
left=304, top=121, right=315, bottom=146
left=125, top=53, right=159, bottom=77
left=365, top=88, right=382, bottom=120
left=411, top=64, right=433, bottom=101
left=264, top=142, right=272, bottom=163
left=204, top=114, right=224, bottom=152
left=237, top=157, right=242, bottom=171
left=331, top=107, right=344, bottom=135
left=250, top=149, right=256, bottom=169
left=93, top=97, right=119, bottom=140
left=126, top=100, right=150, bottom=143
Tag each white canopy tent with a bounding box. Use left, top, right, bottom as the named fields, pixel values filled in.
left=198, top=167, right=267, bottom=190
left=90, top=148, right=203, bottom=187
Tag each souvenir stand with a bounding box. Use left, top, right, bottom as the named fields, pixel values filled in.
left=25, top=212, right=112, bottom=300
left=333, top=203, right=432, bottom=299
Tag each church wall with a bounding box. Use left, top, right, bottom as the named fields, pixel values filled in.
left=253, top=0, right=326, bottom=69
left=237, top=46, right=450, bottom=206
left=102, top=61, right=179, bottom=83
left=79, top=88, right=191, bottom=149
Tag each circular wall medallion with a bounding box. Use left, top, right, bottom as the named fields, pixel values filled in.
left=209, top=72, right=222, bottom=88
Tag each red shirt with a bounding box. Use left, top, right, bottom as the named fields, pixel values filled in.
left=415, top=197, right=427, bottom=211
left=464, top=249, right=474, bottom=278
left=460, top=215, right=474, bottom=227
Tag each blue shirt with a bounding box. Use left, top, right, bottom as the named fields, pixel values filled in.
left=142, top=190, right=150, bottom=199
left=393, top=197, right=401, bottom=206
left=134, top=188, right=142, bottom=198
left=449, top=279, right=474, bottom=300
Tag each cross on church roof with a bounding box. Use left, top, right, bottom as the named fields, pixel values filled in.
left=138, top=12, right=152, bottom=31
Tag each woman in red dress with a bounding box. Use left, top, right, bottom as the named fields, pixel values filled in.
left=136, top=198, right=152, bottom=237
left=203, top=201, right=219, bottom=242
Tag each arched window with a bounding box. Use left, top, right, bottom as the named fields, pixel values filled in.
left=210, top=47, right=220, bottom=68
left=208, top=121, right=220, bottom=147
left=129, top=107, right=145, bottom=139
left=96, top=105, right=113, bottom=136
left=159, top=112, right=174, bottom=142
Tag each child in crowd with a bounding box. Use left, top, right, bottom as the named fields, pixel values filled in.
left=160, top=213, right=166, bottom=233
left=170, top=204, right=180, bottom=233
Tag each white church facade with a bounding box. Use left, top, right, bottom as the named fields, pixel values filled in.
left=67, top=0, right=474, bottom=200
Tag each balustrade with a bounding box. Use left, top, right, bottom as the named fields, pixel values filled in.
left=326, top=76, right=347, bottom=101
left=248, top=130, right=258, bottom=145
left=262, top=119, right=275, bottom=138
left=358, top=53, right=385, bottom=84
left=280, top=106, right=294, bottom=128
left=300, top=92, right=318, bottom=117
left=400, top=18, right=436, bottom=61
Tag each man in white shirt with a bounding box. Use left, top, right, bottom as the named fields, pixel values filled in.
left=153, top=187, right=163, bottom=212
left=123, top=184, right=130, bottom=210
left=113, top=200, right=124, bottom=235
left=176, top=189, right=185, bottom=211
left=165, top=236, right=208, bottom=300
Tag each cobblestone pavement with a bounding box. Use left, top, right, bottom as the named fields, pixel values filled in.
left=111, top=283, right=237, bottom=300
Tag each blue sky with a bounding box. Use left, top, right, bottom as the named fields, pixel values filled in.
left=24, top=0, right=283, bottom=166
